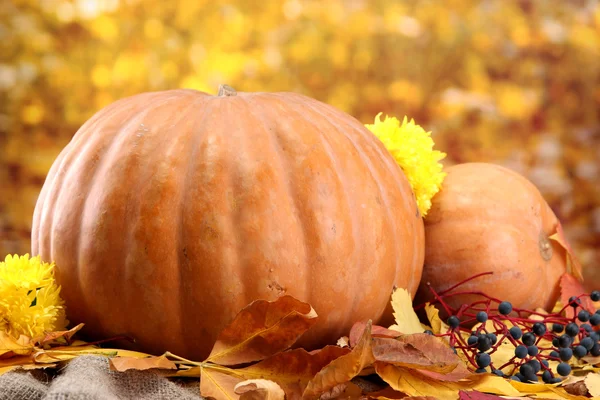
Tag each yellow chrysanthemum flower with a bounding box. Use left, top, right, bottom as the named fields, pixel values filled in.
left=366, top=113, right=446, bottom=217
left=0, top=254, right=67, bottom=339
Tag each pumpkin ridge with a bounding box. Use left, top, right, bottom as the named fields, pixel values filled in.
left=241, top=95, right=310, bottom=302
left=167, top=94, right=215, bottom=357
left=285, top=97, right=364, bottom=334
left=80, top=94, right=186, bottom=340
left=298, top=99, right=408, bottom=294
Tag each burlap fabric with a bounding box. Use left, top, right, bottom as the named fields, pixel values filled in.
left=0, top=356, right=203, bottom=399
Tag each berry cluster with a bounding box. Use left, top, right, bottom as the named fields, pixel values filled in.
left=419, top=272, right=600, bottom=383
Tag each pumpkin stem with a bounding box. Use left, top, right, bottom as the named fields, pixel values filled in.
left=217, top=84, right=237, bottom=97
left=539, top=232, right=553, bottom=261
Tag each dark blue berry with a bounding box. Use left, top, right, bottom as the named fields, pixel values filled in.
left=574, top=345, right=588, bottom=358
left=565, top=323, right=579, bottom=337
left=591, top=332, right=600, bottom=343
left=557, top=362, right=571, bottom=376
left=591, top=343, right=600, bottom=357
left=423, top=329, right=434, bottom=335
left=559, top=347, right=573, bottom=361
left=591, top=314, right=600, bottom=326
left=519, top=363, right=534, bottom=376
left=527, top=345, right=539, bottom=356
left=515, top=345, right=528, bottom=359
left=487, top=333, right=497, bottom=345
left=569, top=296, right=581, bottom=308
left=511, top=375, right=521, bottom=382
left=582, top=324, right=593, bottom=332
left=498, top=301, right=512, bottom=315
left=478, top=334, right=492, bottom=352
left=448, top=316, right=460, bottom=329
left=550, top=377, right=563, bottom=384
left=591, top=290, right=600, bottom=302
left=541, top=359, right=549, bottom=368
left=578, top=310, right=591, bottom=322
left=581, top=336, right=594, bottom=350
left=509, top=326, right=522, bottom=340
left=515, top=373, right=525, bottom=382
left=476, top=352, right=491, bottom=368
left=476, top=311, right=488, bottom=323
left=532, top=322, right=546, bottom=336
left=542, top=370, right=553, bottom=383
left=549, top=350, right=560, bottom=359
left=475, top=368, right=487, bottom=374
left=552, top=323, right=564, bottom=333
left=522, top=332, right=536, bottom=346
left=528, top=359, right=541, bottom=373
left=467, top=335, right=478, bottom=346
left=552, top=338, right=560, bottom=347
left=492, top=369, right=505, bottom=377
left=559, top=334, right=572, bottom=348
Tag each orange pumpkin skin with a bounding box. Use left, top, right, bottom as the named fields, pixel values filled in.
left=416, top=163, right=568, bottom=313
left=31, top=88, right=424, bottom=360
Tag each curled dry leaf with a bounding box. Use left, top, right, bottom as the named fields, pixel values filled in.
left=372, top=333, right=459, bottom=374
left=234, top=379, right=285, bottom=400
left=564, top=381, right=589, bottom=397
left=200, top=346, right=350, bottom=400
left=549, top=222, right=583, bottom=281
left=109, top=354, right=177, bottom=372
left=34, top=323, right=84, bottom=346
left=207, top=295, right=318, bottom=366
left=388, top=288, right=426, bottom=334
left=348, top=321, right=399, bottom=348
left=0, top=332, right=33, bottom=358
left=303, top=320, right=375, bottom=399
left=424, top=303, right=448, bottom=335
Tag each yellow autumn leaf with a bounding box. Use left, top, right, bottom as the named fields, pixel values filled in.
left=388, top=288, right=426, bottom=334
left=0, top=331, right=34, bottom=358
left=424, top=303, right=447, bottom=334
left=375, top=362, right=520, bottom=400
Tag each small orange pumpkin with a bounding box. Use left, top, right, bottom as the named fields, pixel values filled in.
left=416, top=162, right=581, bottom=313
left=31, top=86, right=425, bottom=359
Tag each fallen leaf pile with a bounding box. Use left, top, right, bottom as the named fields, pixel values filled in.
left=1, top=288, right=599, bottom=399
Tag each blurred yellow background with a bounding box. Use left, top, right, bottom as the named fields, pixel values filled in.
left=1, top=0, right=599, bottom=287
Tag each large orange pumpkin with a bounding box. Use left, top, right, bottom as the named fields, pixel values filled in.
left=416, top=162, right=579, bottom=313
left=31, top=87, right=424, bottom=359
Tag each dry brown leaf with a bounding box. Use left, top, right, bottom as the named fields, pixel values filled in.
left=303, top=320, right=375, bottom=399
left=388, top=288, right=426, bottom=334
left=563, top=381, right=589, bottom=397
left=417, top=362, right=472, bottom=382
left=199, top=346, right=349, bottom=400
left=207, top=295, right=318, bottom=366
left=0, top=332, right=33, bottom=358
left=372, top=334, right=459, bottom=374
left=237, top=346, right=350, bottom=400
left=109, top=354, right=177, bottom=372
left=234, top=379, right=285, bottom=400
left=349, top=321, right=400, bottom=348
left=34, top=323, right=84, bottom=346
left=584, top=372, right=600, bottom=397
